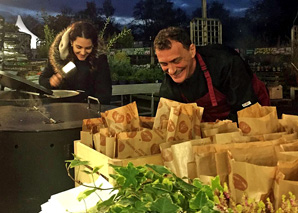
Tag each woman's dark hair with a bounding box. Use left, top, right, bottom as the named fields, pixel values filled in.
left=154, top=27, right=191, bottom=51
left=68, top=21, right=98, bottom=63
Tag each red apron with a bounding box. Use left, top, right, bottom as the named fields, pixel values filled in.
left=181, top=53, right=230, bottom=122
left=181, top=53, right=270, bottom=122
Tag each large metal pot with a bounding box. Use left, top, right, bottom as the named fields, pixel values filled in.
left=0, top=71, right=115, bottom=212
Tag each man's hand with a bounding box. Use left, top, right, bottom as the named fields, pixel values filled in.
left=49, top=73, right=63, bottom=88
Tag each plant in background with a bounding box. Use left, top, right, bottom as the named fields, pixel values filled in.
left=37, top=24, right=55, bottom=58
left=97, top=17, right=132, bottom=55
left=108, top=51, right=135, bottom=83
left=150, top=64, right=165, bottom=82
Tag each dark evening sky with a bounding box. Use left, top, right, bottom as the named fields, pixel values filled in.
left=0, top=0, right=251, bottom=23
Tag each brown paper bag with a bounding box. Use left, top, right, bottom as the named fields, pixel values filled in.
left=231, top=135, right=263, bottom=143
left=82, top=117, right=106, bottom=134
left=170, top=141, right=194, bottom=178
left=280, top=140, right=298, bottom=151
left=228, top=141, right=278, bottom=166
left=166, top=104, right=203, bottom=143
left=160, top=142, right=177, bottom=174
left=274, top=159, right=298, bottom=209
left=277, top=151, right=298, bottom=161
left=201, top=122, right=238, bottom=138
left=102, top=102, right=141, bottom=135
left=93, top=128, right=108, bottom=154
left=80, top=131, right=93, bottom=148
left=280, top=114, right=298, bottom=133
left=212, top=130, right=243, bottom=144
left=93, top=128, right=115, bottom=157
left=237, top=103, right=279, bottom=135
left=228, top=152, right=276, bottom=204
left=139, top=116, right=155, bottom=129
left=117, top=128, right=166, bottom=159
left=194, top=151, right=229, bottom=185
left=281, top=132, right=298, bottom=141
left=200, top=120, right=233, bottom=129
left=153, top=97, right=198, bottom=130
left=263, top=132, right=287, bottom=141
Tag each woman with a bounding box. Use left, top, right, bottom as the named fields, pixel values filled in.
left=39, top=21, right=112, bottom=104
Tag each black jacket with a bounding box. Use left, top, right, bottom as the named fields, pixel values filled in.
left=159, top=44, right=259, bottom=121
left=39, top=28, right=112, bottom=104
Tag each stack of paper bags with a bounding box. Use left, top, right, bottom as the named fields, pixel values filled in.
left=200, top=120, right=244, bottom=144
left=154, top=97, right=204, bottom=142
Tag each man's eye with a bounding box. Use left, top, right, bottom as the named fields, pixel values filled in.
left=173, top=59, right=181, bottom=64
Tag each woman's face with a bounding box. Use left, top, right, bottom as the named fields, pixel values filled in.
left=72, top=37, right=93, bottom=61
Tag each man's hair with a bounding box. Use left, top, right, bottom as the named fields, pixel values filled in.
left=154, top=27, right=191, bottom=50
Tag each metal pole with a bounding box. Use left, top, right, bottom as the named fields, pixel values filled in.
left=202, top=0, right=207, bottom=18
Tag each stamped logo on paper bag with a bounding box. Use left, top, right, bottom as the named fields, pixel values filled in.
left=233, top=173, right=248, bottom=191
left=112, top=111, right=124, bottom=123
left=239, top=121, right=251, bottom=134
left=141, top=130, right=153, bottom=142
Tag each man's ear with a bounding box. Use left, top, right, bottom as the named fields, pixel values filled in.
left=189, top=44, right=196, bottom=58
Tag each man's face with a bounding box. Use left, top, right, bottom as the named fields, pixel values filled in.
left=155, top=40, right=196, bottom=84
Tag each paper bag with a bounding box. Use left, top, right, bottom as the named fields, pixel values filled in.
left=160, top=142, right=177, bottom=174
left=170, top=141, right=194, bottom=178
left=263, top=132, right=287, bottom=141
left=82, top=117, right=106, bottom=134
left=194, top=151, right=229, bottom=185
left=277, top=151, right=298, bottom=161
left=93, top=128, right=116, bottom=157
left=153, top=97, right=197, bottom=130
left=237, top=103, right=279, bottom=135
left=228, top=141, right=278, bottom=167
left=274, top=159, right=298, bottom=209
left=166, top=104, right=203, bottom=143
left=102, top=102, right=141, bottom=135
left=201, top=121, right=238, bottom=138
left=228, top=152, right=276, bottom=204
left=80, top=131, right=93, bottom=148
left=280, top=114, right=298, bottom=133
left=212, top=130, right=243, bottom=144
left=139, top=116, right=155, bottom=129
left=117, top=128, right=166, bottom=159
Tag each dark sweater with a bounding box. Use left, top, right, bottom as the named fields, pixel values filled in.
left=39, top=55, right=112, bottom=104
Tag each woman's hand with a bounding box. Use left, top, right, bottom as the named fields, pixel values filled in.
left=49, top=73, right=63, bottom=88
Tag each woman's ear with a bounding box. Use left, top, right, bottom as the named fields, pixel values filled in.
left=189, top=44, right=196, bottom=58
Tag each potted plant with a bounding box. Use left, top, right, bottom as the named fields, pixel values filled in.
left=111, top=72, right=119, bottom=85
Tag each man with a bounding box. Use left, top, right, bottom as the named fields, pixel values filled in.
left=154, top=27, right=270, bottom=122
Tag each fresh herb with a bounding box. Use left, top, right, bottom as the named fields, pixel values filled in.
left=66, top=156, right=298, bottom=212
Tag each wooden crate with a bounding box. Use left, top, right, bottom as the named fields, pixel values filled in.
left=74, top=140, right=163, bottom=185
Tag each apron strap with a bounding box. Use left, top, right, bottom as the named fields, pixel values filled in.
left=196, top=53, right=218, bottom=106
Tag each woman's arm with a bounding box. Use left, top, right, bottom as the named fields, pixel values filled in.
left=39, top=62, right=62, bottom=89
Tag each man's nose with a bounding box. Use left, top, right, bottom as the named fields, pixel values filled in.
left=168, top=64, right=176, bottom=75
